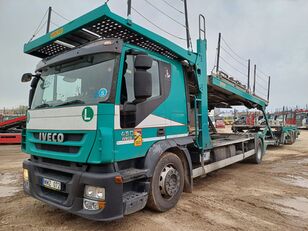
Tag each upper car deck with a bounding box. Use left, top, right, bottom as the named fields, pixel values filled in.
left=24, top=4, right=196, bottom=63
left=208, top=74, right=268, bottom=109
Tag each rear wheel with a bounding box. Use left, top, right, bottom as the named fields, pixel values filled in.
left=147, top=152, right=184, bottom=212
left=286, top=132, right=295, bottom=145
left=250, top=139, right=263, bottom=164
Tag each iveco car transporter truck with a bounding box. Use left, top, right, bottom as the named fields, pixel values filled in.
left=21, top=4, right=276, bottom=221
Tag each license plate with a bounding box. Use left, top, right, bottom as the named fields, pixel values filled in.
left=42, top=177, right=62, bottom=191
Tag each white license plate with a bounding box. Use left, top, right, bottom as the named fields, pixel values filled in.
left=42, top=178, right=62, bottom=191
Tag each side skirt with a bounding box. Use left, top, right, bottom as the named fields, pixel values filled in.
left=192, top=149, right=255, bottom=178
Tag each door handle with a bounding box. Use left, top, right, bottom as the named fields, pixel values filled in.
left=157, top=128, right=165, bottom=137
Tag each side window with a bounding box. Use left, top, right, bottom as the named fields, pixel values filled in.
left=123, top=55, right=135, bottom=102
left=148, top=60, right=160, bottom=99
left=120, top=54, right=162, bottom=128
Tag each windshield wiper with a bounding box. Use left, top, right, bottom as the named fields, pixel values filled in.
left=35, top=103, right=51, bottom=109
left=56, top=99, right=85, bottom=107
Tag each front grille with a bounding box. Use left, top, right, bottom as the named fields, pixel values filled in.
left=35, top=143, right=79, bottom=153
left=41, top=187, right=68, bottom=204
left=33, top=133, right=83, bottom=142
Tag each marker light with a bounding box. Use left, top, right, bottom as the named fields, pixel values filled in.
left=103, top=40, right=114, bottom=46
left=23, top=168, right=30, bottom=190
left=23, top=168, right=29, bottom=181
left=114, top=176, right=123, bottom=184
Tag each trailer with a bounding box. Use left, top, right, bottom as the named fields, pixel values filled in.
left=232, top=110, right=299, bottom=146
left=0, top=115, right=26, bottom=144
left=295, top=109, right=308, bottom=129
left=21, top=4, right=276, bottom=221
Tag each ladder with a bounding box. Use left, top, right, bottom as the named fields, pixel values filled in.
left=194, top=96, right=203, bottom=149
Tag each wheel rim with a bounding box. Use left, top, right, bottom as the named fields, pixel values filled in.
left=159, top=164, right=181, bottom=199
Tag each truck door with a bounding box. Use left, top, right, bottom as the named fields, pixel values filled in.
left=114, top=50, right=172, bottom=161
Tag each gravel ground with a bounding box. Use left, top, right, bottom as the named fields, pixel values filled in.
left=0, top=130, right=307, bottom=231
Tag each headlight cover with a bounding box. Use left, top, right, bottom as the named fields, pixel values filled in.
left=84, top=185, right=105, bottom=200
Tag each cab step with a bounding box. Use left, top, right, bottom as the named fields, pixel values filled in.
left=119, top=168, right=148, bottom=183
left=123, top=191, right=148, bottom=215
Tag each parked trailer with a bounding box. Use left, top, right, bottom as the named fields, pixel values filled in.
left=21, top=4, right=273, bottom=221
left=295, top=109, right=308, bottom=129
left=232, top=124, right=298, bottom=146
left=0, top=115, right=26, bottom=144
left=232, top=110, right=299, bottom=146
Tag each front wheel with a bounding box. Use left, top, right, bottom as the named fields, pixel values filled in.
left=147, top=152, right=184, bottom=212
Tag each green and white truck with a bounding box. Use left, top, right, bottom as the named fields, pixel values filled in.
left=21, top=4, right=272, bottom=221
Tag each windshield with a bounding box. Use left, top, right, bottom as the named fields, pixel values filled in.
left=31, top=53, right=118, bottom=109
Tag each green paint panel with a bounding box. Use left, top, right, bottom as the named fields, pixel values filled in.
left=114, top=127, right=160, bottom=162
left=87, top=103, right=115, bottom=163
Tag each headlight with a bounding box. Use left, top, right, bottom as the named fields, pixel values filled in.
left=84, top=185, right=105, bottom=200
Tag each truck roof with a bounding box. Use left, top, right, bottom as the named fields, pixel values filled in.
left=24, top=4, right=197, bottom=63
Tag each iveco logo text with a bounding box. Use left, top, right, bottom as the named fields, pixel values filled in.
left=38, top=133, right=64, bottom=143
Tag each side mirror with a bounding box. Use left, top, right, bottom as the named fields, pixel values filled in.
left=21, top=73, right=33, bottom=82
left=134, top=55, right=153, bottom=100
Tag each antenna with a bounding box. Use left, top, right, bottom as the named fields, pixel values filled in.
left=183, top=0, right=191, bottom=50
left=127, top=0, right=132, bottom=18
left=247, top=59, right=251, bottom=90
left=253, top=64, right=256, bottom=94
left=216, top=33, right=221, bottom=73
left=46, top=6, right=52, bottom=34
left=267, top=76, right=271, bottom=101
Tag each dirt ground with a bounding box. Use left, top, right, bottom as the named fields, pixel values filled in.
left=0, top=130, right=308, bottom=231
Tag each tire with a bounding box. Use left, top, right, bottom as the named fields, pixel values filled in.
left=147, top=152, right=184, bottom=212
left=286, top=132, right=295, bottom=145
left=250, top=139, right=263, bottom=164
left=291, top=132, right=296, bottom=143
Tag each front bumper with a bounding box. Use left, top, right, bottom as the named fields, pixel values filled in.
left=23, top=158, right=124, bottom=221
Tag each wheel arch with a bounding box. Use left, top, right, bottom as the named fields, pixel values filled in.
left=144, top=138, right=193, bottom=193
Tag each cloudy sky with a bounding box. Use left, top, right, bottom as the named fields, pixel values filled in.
left=0, top=0, right=307, bottom=110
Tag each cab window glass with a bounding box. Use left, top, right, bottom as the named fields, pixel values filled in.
left=122, top=55, right=160, bottom=103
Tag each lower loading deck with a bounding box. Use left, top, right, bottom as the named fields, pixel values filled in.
left=189, top=73, right=268, bottom=178
left=191, top=133, right=257, bottom=178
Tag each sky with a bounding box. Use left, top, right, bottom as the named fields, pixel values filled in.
left=0, top=0, right=307, bottom=110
